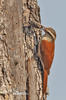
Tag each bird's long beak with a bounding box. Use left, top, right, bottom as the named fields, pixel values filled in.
left=39, top=24, right=46, bottom=31
left=41, top=25, right=46, bottom=30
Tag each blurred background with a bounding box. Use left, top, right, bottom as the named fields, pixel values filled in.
left=38, top=0, right=66, bottom=100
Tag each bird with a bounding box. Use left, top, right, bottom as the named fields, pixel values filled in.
left=38, top=26, right=56, bottom=100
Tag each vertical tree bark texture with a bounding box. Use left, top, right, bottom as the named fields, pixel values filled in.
left=0, top=0, right=43, bottom=100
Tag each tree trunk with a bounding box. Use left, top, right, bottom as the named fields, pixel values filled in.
left=0, top=0, right=43, bottom=100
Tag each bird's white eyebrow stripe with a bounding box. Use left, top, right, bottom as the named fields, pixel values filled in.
left=47, top=30, right=56, bottom=38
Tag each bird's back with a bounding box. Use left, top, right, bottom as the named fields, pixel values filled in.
left=40, top=39, right=55, bottom=74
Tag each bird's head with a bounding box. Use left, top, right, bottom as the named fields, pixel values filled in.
left=41, top=26, right=56, bottom=41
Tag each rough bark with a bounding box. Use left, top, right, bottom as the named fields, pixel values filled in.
left=0, top=0, right=43, bottom=100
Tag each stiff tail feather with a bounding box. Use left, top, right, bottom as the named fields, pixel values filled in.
left=42, top=69, right=48, bottom=100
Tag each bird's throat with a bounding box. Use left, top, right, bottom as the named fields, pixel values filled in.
left=42, top=36, right=53, bottom=42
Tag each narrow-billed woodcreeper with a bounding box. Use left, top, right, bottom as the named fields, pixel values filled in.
left=39, top=26, right=56, bottom=99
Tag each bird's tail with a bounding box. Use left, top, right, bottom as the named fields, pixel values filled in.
left=42, top=69, right=48, bottom=100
